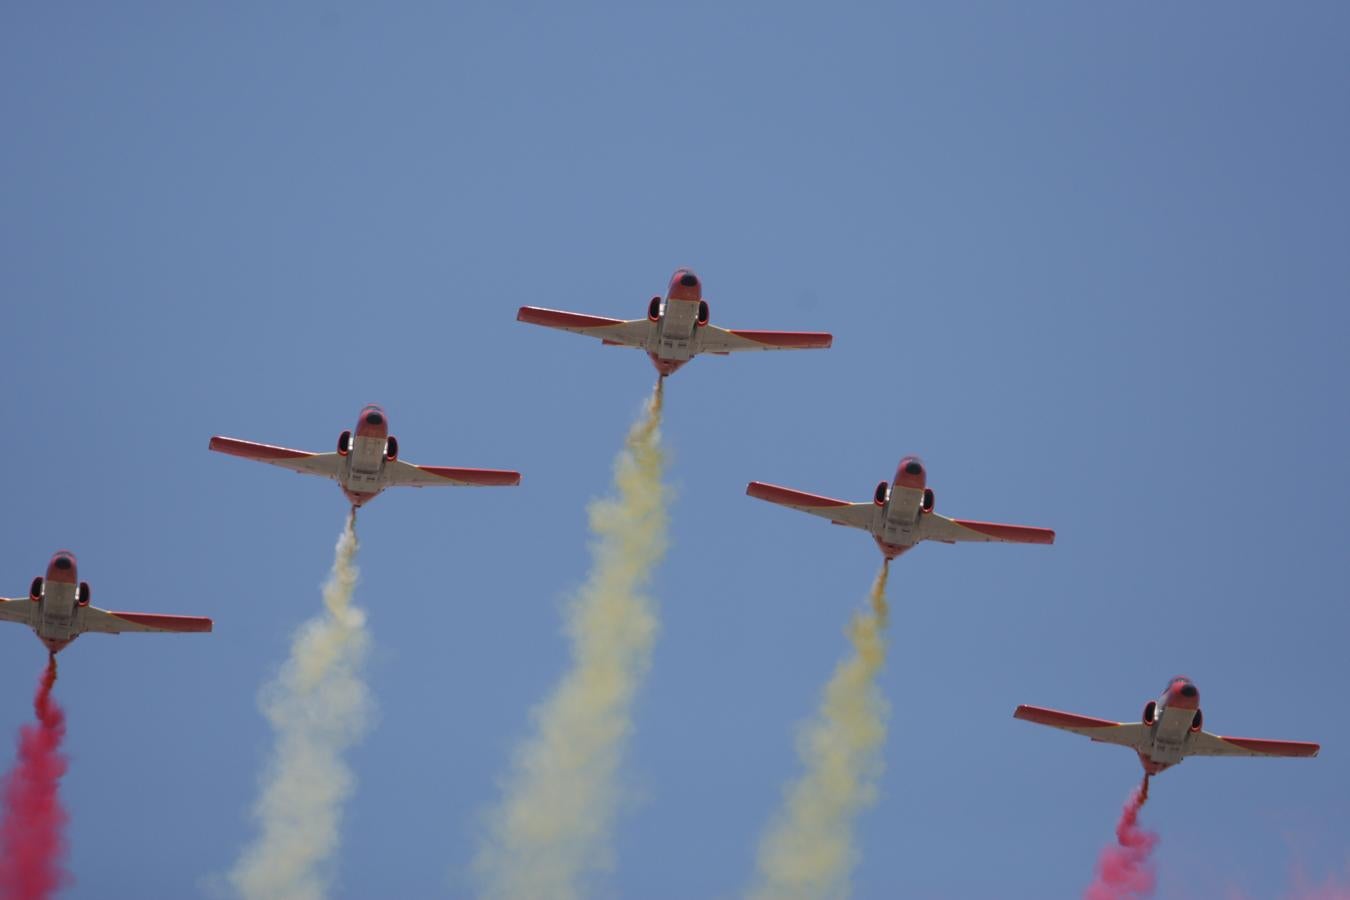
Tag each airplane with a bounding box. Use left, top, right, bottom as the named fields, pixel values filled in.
left=746, top=456, right=1055, bottom=560
left=0, top=551, right=213, bottom=655
left=1014, top=676, right=1320, bottom=776
left=516, top=268, right=833, bottom=377
left=209, top=404, right=521, bottom=510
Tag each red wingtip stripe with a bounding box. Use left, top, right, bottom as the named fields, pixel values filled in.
left=1013, top=704, right=1120, bottom=729
left=209, top=436, right=312, bottom=461
left=1218, top=736, right=1321, bottom=757
left=108, top=612, right=214, bottom=633
left=953, top=520, right=1056, bottom=544
left=746, top=481, right=851, bottom=508
left=727, top=330, right=833, bottom=348
left=418, top=466, right=522, bottom=486
left=517, top=307, right=625, bottom=330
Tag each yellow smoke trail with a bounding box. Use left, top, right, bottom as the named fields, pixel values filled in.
left=750, top=563, right=891, bottom=900
left=477, top=382, right=668, bottom=900
left=230, top=514, right=371, bottom=900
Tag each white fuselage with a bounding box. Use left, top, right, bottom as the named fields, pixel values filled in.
left=875, top=485, right=925, bottom=548
left=343, top=434, right=389, bottom=495
left=35, top=580, right=79, bottom=642
left=649, top=298, right=700, bottom=362
left=1144, top=701, right=1196, bottom=767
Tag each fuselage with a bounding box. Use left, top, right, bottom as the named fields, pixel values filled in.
left=339, top=405, right=396, bottom=506
left=1136, top=677, right=1203, bottom=775
left=871, top=456, right=933, bottom=559
left=645, top=268, right=706, bottom=376
left=28, top=551, right=86, bottom=654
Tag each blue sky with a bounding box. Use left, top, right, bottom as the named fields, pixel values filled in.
left=2, top=3, right=1347, bottom=897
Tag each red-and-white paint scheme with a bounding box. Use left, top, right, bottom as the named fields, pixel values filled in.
left=209, top=405, right=521, bottom=509
left=1015, top=677, right=1320, bottom=776
left=516, top=268, right=833, bottom=377
left=0, top=551, right=213, bottom=654
left=746, top=456, right=1055, bottom=560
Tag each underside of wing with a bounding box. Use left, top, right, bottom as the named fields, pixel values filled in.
left=384, top=460, right=522, bottom=488
left=1187, top=730, right=1320, bottom=759
left=921, top=513, right=1056, bottom=545
left=1014, top=705, right=1149, bottom=749
left=746, top=482, right=876, bottom=530
left=208, top=436, right=344, bottom=479
left=698, top=324, right=834, bottom=354
left=517, top=307, right=652, bottom=349
left=0, top=597, right=35, bottom=626
left=79, top=606, right=214, bottom=635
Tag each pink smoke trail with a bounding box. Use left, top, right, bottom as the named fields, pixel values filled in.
left=1084, top=775, right=1158, bottom=900
left=0, top=656, right=70, bottom=900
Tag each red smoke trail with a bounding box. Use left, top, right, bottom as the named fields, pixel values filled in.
left=1083, top=775, right=1158, bottom=900
left=0, top=656, right=70, bottom=900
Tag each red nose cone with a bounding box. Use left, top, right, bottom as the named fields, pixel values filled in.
left=667, top=268, right=702, bottom=302
left=46, top=551, right=77, bottom=585
left=355, top=405, right=389, bottom=438
left=893, top=456, right=926, bottom=490
left=1168, top=680, right=1200, bottom=710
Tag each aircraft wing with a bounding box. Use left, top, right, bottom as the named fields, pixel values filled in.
left=0, top=598, right=35, bottom=626
left=1013, top=705, right=1150, bottom=750
left=384, top=460, right=521, bottom=488
left=517, top=307, right=652, bottom=349
left=78, top=606, right=214, bottom=635
left=1186, top=730, right=1320, bottom=759
left=745, top=482, right=876, bottom=530
left=920, top=513, right=1055, bottom=545
left=698, top=324, right=833, bottom=354
left=208, top=436, right=345, bottom=479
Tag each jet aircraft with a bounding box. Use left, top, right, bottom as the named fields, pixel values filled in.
left=746, top=456, right=1055, bottom=559
left=1014, top=676, right=1320, bottom=775
left=517, top=268, right=833, bottom=376
left=209, top=404, right=521, bottom=509
left=0, top=551, right=213, bottom=654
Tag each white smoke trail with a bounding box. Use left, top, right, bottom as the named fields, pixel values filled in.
left=749, top=563, right=891, bottom=900
left=476, top=383, right=668, bottom=900
left=230, top=514, right=371, bottom=900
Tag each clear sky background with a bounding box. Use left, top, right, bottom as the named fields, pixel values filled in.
left=2, top=3, right=1347, bottom=898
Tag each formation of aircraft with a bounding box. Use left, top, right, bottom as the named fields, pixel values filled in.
left=0, top=551, right=212, bottom=655
left=209, top=404, right=521, bottom=510
left=1014, top=676, right=1320, bottom=775
left=746, top=456, right=1055, bottom=559
left=7, top=265, right=1321, bottom=833
left=517, top=268, right=833, bottom=376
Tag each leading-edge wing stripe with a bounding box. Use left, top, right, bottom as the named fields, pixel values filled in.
left=107, top=612, right=214, bottom=632
left=517, top=307, right=626, bottom=330
left=208, top=436, right=312, bottom=461
left=949, top=519, right=1056, bottom=544
left=1216, top=736, right=1320, bottom=757
left=724, top=330, right=833, bottom=349
left=1014, top=704, right=1121, bottom=730
left=415, top=465, right=521, bottom=486
left=746, top=481, right=853, bottom=509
